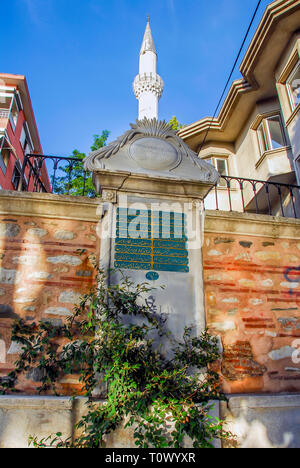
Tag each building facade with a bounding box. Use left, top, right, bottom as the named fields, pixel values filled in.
left=179, top=0, right=300, bottom=217
left=0, top=73, right=50, bottom=192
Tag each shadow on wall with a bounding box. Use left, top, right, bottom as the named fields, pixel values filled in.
left=221, top=395, right=300, bottom=448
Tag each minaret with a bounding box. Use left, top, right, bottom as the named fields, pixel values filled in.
left=133, top=17, right=164, bottom=120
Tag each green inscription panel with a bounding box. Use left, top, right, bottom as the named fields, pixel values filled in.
left=114, top=208, right=189, bottom=273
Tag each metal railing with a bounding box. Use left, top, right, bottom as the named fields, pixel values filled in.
left=20, top=155, right=300, bottom=218
left=206, top=175, right=300, bottom=219
left=21, top=154, right=91, bottom=196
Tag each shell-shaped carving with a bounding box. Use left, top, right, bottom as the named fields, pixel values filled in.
left=83, top=118, right=218, bottom=183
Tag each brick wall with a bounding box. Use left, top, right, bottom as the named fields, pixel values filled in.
left=204, top=211, right=300, bottom=394
left=1, top=193, right=300, bottom=396
left=0, top=191, right=100, bottom=394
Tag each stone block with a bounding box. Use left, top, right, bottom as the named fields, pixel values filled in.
left=27, top=228, right=48, bottom=238
left=13, top=298, right=35, bottom=304
left=59, top=291, right=81, bottom=304
left=261, top=279, right=273, bottom=287
left=44, top=307, right=72, bottom=317
left=28, top=272, right=53, bottom=281
left=26, top=368, right=46, bottom=382
left=268, top=346, right=295, bottom=361
left=214, top=238, right=234, bottom=245
left=280, top=282, right=299, bottom=289
left=47, top=256, right=82, bottom=266
left=222, top=297, right=238, bottom=304
left=41, top=318, right=63, bottom=327
left=7, top=341, right=23, bottom=355
left=0, top=223, right=20, bottom=238
left=221, top=394, right=300, bottom=448
left=212, top=321, right=236, bottom=332
left=255, top=251, right=281, bottom=262
left=13, top=256, right=39, bottom=266
left=1, top=394, right=300, bottom=448
left=0, top=397, right=73, bottom=448
left=250, top=298, right=264, bottom=306
left=23, top=306, right=36, bottom=312
left=0, top=268, right=16, bottom=285
left=0, top=397, right=221, bottom=448
left=208, top=250, right=222, bottom=256
left=0, top=305, right=19, bottom=319
left=239, top=241, right=253, bottom=248
left=238, top=279, right=255, bottom=288
left=86, top=234, right=97, bottom=241
left=54, top=230, right=76, bottom=241
left=76, top=270, right=92, bottom=277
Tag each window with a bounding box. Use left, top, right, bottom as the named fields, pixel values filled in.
left=9, top=98, right=20, bottom=132
left=296, top=155, right=300, bottom=180
left=20, top=123, right=33, bottom=155
left=206, top=157, right=228, bottom=187
left=0, top=96, right=11, bottom=121
left=19, top=126, right=26, bottom=149
left=11, top=164, right=21, bottom=190
left=11, top=160, right=28, bottom=191
left=24, top=141, right=31, bottom=156
left=1, top=148, right=10, bottom=169
left=0, top=135, right=11, bottom=174
left=257, top=115, right=286, bottom=156
left=287, top=60, right=300, bottom=111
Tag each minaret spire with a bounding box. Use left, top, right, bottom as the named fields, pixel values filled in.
left=133, top=18, right=164, bottom=120
left=140, top=16, right=156, bottom=55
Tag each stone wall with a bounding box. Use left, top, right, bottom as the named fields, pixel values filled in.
left=1, top=394, right=300, bottom=448
left=0, top=193, right=300, bottom=447
left=204, top=210, right=300, bottom=394
left=1, top=192, right=300, bottom=397
left=0, top=191, right=100, bottom=394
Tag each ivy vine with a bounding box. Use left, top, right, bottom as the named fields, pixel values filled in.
left=0, top=265, right=232, bottom=448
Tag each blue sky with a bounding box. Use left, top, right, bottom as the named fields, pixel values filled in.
left=2, top=0, right=271, bottom=156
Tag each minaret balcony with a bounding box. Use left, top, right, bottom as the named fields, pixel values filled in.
left=133, top=73, right=164, bottom=100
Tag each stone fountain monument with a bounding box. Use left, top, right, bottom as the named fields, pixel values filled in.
left=84, top=18, right=219, bottom=339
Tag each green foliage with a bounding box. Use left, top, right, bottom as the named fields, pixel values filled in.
left=53, top=131, right=110, bottom=197
left=168, top=116, right=184, bottom=131
left=1, top=263, right=232, bottom=448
